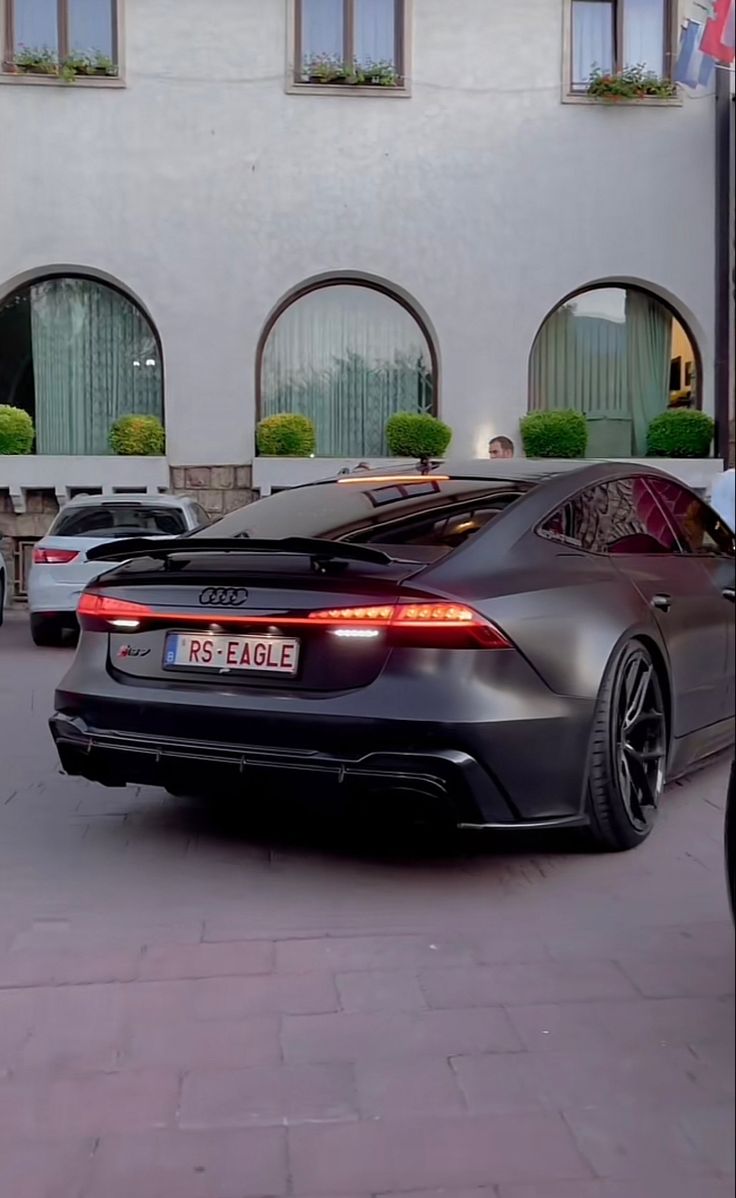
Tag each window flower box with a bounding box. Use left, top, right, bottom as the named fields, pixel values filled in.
left=302, top=55, right=401, bottom=89
left=585, top=64, right=677, bottom=102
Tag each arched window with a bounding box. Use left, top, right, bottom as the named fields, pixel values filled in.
left=258, top=280, right=436, bottom=457
left=529, top=285, right=699, bottom=457
left=0, top=275, right=163, bottom=455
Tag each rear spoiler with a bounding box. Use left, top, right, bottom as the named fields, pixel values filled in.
left=85, top=536, right=405, bottom=569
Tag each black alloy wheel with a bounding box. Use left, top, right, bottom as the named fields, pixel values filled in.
left=587, top=641, right=668, bottom=851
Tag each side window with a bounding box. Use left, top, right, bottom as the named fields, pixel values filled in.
left=190, top=505, right=211, bottom=529
left=648, top=478, right=736, bottom=558
left=540, top=479, right=679, bottom=555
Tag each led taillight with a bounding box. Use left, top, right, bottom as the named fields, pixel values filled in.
left=308, top=602, right=510, bottom=649
left=78, top=593, right=154, bottom=631
left=33, top=548, right=80, bottom=565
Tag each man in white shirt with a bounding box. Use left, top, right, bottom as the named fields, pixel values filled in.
left=710, top=467, right=735, bottom=531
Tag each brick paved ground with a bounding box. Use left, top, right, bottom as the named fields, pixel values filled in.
left=0, top=610, right=733, bottom=1198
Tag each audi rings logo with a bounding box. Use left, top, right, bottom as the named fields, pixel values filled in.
left=199, top=587, right=249, bottom=608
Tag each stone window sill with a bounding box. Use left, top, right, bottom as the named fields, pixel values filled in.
left=286, top=81, right=410, bottom=98
left=563, top=90, right=681, bottom=107
left=0, top=71, right=125, bottom=89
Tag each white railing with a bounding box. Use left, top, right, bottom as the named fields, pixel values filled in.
left=0, top=456, right=169, bottom=513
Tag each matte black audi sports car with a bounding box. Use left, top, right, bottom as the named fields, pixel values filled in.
left=50, top=461, right=735, bottom=851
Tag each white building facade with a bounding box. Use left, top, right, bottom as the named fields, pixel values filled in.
left=0, top=0, right=732, bottom=593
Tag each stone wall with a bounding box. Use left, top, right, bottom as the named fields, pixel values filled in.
left=0, top=489, right=59, bottom=601
left=169, top=465, right=255, bottom=517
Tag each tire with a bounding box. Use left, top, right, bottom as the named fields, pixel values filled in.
left=30, top=613, right=65, bottom=647
left=0, top=577, right=4, bottom=627
left=586, top=640, right=668, bottom=852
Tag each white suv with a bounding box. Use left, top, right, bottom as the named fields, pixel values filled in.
left=28, top=493, right=208, bottom=646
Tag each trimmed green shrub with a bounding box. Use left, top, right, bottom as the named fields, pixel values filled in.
left=385, top=412, right=452, bottom=457
left=646, top=409, right=714, bottom=459
left=0, top=405, right=34, bottom=454
left=520, top=410, right=588, bottom=458
left=109, top=414, right=165, bottom=456
left=256, top=413, right=316, bottom=457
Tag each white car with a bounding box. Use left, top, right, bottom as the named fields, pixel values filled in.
left=28, top=493, right=209, bottom=646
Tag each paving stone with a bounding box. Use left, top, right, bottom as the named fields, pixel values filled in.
left=336, top=968, right=427, bottom=1012
left=288, top=1113, right=592, bottom=1192
left=282, top=1008, right=521, bottom=1064
left=453, top=1045, right=713, bottom=1113
left=496, top=1180, right=735, bottom=1198
left=138, top=939, right=274, bottom=981
left=356, top=1057, right=465, bottom=1117
left=421, top=962, right=637, bottom=1009
left=505, top=996, right=736, bottom=1052
left=544, top=920, right=735, bottom=962
left=615, top=953, right=735, bottom=998
left=19, top=984, right=126, bottom=1072
left=180, top=1063, right=356, bottom=1128
left=0, top=948, right=140, bottom=987
left=563, top=1105, right=719, bottom=1178
left=0, top=1069, right=179, bottom=1136
left=275, top=934, right=475, bottom=973
left=0, top=1136, right=96, bottom=1198
left=377, top=1189, right=496, bottom=1198
left=679, top=1105, right=736, bottom=1174
left=82, top=1127, right=287, bottom=1198
left=122, top=1014, right=282, bottom=1069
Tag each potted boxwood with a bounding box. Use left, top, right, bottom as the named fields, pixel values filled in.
left=109, top=414, right=165, bottom=456
left=520, top=410, right=588, bottom=458
left=0, top=405, right=35, bottom=454
left=256, top=413, right=316, bottom=457
left=646, top=409, right=714, bottom=459
left=385, top=412, right=452, bottom=457
left=586, top=64, right=677, bottom=102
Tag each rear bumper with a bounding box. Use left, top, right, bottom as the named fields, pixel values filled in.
left=28, top=574, right=85, bottom=615
left=50, top=697, right=592, bottom=830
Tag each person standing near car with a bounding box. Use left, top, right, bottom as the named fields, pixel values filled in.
left=488, top=436, right=515, bottom=460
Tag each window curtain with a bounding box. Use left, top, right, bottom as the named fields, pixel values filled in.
left=529, top=304, right=628, bottom=414
left=261, top=285, right=434, bottom=457
left=571, top=0, right=614, bottom=86
left=31, top=279, right=163, bottom=455
left=69, top=0, right=115, bottom=57
left=15, top=0, right=58, bottom=53
left=355, top=0, right=396, bottom=63
left=625, top=289, right=672, bottom=455
left=301, top=0, right=343, bottom=61
left=623, top=0, right=666, bottom=75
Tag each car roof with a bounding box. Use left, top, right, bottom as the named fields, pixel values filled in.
left=59, top=493, right=192, bottom=510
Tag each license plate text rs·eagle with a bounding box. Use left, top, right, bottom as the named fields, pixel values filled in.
left=164, top=633, right=299, bottom=675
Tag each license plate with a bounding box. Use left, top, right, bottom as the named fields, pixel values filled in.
left=164, top=633, right=299, bottom=675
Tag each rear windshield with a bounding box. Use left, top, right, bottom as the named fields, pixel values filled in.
left=52, top=505, right=187, bottom=539
left=200, top=478, right=533, bottom=552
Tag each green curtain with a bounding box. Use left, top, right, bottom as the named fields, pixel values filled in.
left=625, top=289, right=672, bottom=456
left=261, top=285, right=434, bottom=457
left=31, top=279, right=163, bottom=455
left=530, top=289, right=673, bottom=456
left=529, top=304, right=628, bottom=414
